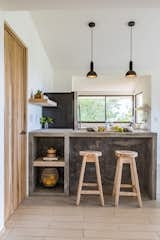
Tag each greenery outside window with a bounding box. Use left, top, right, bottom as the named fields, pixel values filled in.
left=105, top=96, right=133, bottom=122
left=78, top=96, right=105, bottom=122
left=78, top=95, right=133, bottom=123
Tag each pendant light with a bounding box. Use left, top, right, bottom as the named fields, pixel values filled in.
left=125, top=21, right=137, bottom=78
left=86, top=22, right=97, bottom=78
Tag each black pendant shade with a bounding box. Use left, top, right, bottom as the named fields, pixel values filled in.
left=87, top=61, right=97, bottom=78
left=86, top=22, right=97, bottom=78
left=126, top=21, right=137, bottom=78
left=125, top=61, right=136, bottom=78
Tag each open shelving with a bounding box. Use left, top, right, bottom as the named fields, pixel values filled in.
left=29, top=98, right=57, bottom=107
left=29, top=136, right=68, bottom=196
left=33, top=158, right=65, bottom=167
left=33, top=185, right=64, bottom=196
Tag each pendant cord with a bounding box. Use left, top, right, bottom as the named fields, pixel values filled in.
left=130, top=26, right=133, bottom=61
left=91, top=28, right=93, bottom=61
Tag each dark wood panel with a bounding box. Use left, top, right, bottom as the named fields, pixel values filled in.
left=69, top=137, right=152, bottom=196
left=43, top=92, right=74, bottom=129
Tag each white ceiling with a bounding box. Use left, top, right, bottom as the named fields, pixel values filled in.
left=30, top=9, right=160, bottom=72
left=1, top=0, right=160, bottom=10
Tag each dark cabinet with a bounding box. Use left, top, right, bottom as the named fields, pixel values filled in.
left=43, top=92, right=74, bottom=129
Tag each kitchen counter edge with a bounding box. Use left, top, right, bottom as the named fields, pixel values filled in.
left=29, top=129, right=157, bottom=138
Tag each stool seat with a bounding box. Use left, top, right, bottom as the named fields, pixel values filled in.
left=80, top=150, right=102, bottom=157
left=115, top=150, right=138, bottom=158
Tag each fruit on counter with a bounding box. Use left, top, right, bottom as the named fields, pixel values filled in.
left=118, top=127, right=124, bottom=132
left=113, top=125, right=124, bottom=132
left=98, top=126, right=106, bottom=132
left=113, top=125, right=120, bottom=131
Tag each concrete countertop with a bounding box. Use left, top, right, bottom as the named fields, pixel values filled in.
left=29, top=129, right=157, bottom=138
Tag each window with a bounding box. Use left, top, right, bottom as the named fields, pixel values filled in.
left=78, top=96, right=105, bottom=122
left=135, top=92, right=144, bottom=123
left=78, top=95, right=133, bottom=123
left=106, top=96, right=133, bottom=122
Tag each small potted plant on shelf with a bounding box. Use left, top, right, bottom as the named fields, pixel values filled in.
left=34, top=90, right=43, bottom=99
left=40, top=116, right=54, bottom=129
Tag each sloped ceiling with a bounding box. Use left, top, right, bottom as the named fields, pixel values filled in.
left=30, top=9, right=160, bottom=73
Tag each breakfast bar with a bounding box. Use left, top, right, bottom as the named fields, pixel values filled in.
left=29, top=129, right=157, bottom=199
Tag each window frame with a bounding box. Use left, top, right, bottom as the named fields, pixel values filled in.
left=78, top=94, right=134, bottom=124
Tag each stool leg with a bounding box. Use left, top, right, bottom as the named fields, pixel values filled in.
left=95, top=157, right=104, bottom=206
left=76, top=157, right=86, bottom=206
left=112, top=158, right=120, bottom=196
left=115, top=159, right=123, bottom=207
left=130, top=161, right=136, bottom=193
left=132, top=159, right=143, bottom=208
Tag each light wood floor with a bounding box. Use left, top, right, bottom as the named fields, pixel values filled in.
left=1, top=195, right=160, bottom=240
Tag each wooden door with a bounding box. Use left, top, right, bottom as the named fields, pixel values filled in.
left=4, top=23, right=27, bottom=222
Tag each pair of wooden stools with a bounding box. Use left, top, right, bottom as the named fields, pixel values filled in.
left=76, top=150, right=142, bottom=207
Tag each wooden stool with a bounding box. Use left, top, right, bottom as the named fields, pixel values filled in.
left=112, top=150, right=142, bottom=208
left=76, top=151, right=104, bottom=206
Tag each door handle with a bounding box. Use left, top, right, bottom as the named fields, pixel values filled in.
left=20, top=130, right=26, bottom=135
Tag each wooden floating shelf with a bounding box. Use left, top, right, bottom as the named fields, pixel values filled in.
left=29, top=98, right=57, bottom=107
left=33, top=158, right=65, bottom=167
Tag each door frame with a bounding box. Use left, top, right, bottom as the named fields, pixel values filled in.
left=4, top=22, right=28, bottom=222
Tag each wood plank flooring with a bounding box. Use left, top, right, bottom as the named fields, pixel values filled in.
left=1, top=195, right=160, bottom=240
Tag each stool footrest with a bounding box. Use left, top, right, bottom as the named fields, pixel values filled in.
left=86, top=159, right=96, bottom=163
left=119, top=191, right=137, bottom=197
left=82, top=183, right=98, bottom=187
left=81, top=190, right=100, bottom=195
left=120, top=184, right=133, bottom=188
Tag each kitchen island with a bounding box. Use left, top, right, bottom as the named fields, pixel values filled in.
left=29, top=129, right=157, bottom=199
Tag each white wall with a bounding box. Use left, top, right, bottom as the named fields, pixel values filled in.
left=0, top=11, right=54, bottom=231
left=134, top=76, right=151, bottom=106
left=151, top=71, right=160, bottom=182
left=3, top=11, right=54, bottom=131
left=72, top=75, right=149, bottom=95
left=53, top=69, right=75, bottom=92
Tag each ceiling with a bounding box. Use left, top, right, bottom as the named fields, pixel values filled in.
left=30, top=9, right=160, bottom=72
left=1, top=0, right=160, bottom=10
